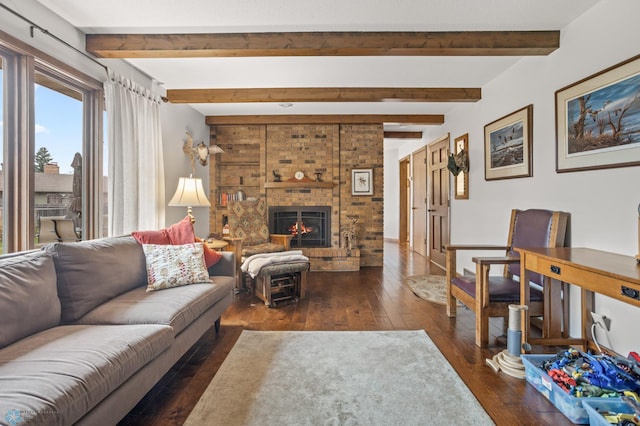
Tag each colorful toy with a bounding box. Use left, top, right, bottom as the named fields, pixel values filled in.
left=540, top=349, right=640, bottom=398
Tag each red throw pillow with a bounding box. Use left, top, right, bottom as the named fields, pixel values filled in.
left=195, top=237, right=223, bottom=268
left=132, top=229, right=170, bottom=245
left=165, top=216, right=196, bottom=245
left=133, top=216, right=221, bottom=267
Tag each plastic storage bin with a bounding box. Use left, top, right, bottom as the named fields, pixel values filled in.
left=521, top=354, right=607, bottom=424
left=582, top=399, right=637, bottom=426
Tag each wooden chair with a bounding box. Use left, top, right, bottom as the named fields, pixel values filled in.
left=225, top=198, right=293, bottom=291
left=445, top=209, right=569, bottom=348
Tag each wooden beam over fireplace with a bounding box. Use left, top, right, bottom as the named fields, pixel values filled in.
left=205, top=114, right=444, bottom=125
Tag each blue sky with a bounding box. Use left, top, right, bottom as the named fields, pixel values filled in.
left=0, top=69, right=86, bottom=175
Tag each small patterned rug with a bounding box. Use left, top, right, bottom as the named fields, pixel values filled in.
left=405, top=275, right=451, bottom=305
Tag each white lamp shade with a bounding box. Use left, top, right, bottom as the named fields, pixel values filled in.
left=168, top=177, right=211, bottom=207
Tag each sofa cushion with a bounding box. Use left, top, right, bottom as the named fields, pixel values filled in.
left=0, top=251, right=60, bottom=349
left=131, top=229, right=170, bottom=245
left=164, top=215, right=196, bottom=245
left=131, top=215, right=194, bottom=246
left=143, top=243, right=211, bottom=291
left=195, top=237, right=223, bottom=268
left=74, top=279, right=234, bottom=334
left=45, top=236, right=147, bottom=323
left=0, top=324, right=173, bottom=426
left=133, top=218, right=221, bottom=268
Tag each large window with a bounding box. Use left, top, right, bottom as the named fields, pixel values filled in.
left=33, top=71, right=84, bottom=243
left=0, top=34, right=104, bottom=253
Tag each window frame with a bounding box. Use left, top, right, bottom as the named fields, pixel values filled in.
left=1, top=29, right=104, bottom=252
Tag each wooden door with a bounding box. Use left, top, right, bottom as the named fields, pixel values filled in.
left=399, top=157, right=410, bottom=244
left=427, top=135, right=450, bottom=269
left=412, top=148, right=428, bottom=257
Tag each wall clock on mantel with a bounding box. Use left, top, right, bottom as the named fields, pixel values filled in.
left=288, top=171, right=313, bottom=182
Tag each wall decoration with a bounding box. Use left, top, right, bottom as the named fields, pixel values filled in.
left=352, top=169, right=373, bottom=195
left=556, top=54, right=640, bottom=172
left=452, top=133, right=469, bottom=199
left=484, top=105, right=533, bottom=180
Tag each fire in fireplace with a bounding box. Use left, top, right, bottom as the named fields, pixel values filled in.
left=269, top=206, right=331, bottom=248
left=288, top=222, right=313, bottom=236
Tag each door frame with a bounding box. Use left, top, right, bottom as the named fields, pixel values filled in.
left=399, top=155, right=410, bottom=244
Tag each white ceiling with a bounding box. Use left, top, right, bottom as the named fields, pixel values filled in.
left=37, top=0, right=601, bottom=131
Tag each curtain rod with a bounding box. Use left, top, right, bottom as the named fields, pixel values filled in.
left=0, top=2, right=108, bottom=75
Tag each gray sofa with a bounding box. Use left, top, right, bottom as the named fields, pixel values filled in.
left=0, top=235, right=235, bottom=426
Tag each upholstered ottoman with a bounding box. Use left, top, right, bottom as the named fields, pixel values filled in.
left=253, top=261, right=310, bottom=307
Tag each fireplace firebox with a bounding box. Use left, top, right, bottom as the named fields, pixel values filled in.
left=269, top=206, right=331, bottom=248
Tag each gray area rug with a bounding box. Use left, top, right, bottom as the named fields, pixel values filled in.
left=185, top=330, right=494, bottom=426
left=405, top=274, right=450, bottom=305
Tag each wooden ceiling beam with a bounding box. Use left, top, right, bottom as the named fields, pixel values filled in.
left=167, top=87, right=480, bottom=103
left=205, top=115, right=444, bottom=125
left=86, top=31, right=559, bottom=58
left=383, top=131, right=423, bottom=139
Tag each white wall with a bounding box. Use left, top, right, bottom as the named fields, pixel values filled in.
left=161, top=105, right=211, bottom=237
left=383, top=145, right=400, bottom=240
left=415, top=0, right=640, bottom=354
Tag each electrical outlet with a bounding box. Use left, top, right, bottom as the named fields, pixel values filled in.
left=591, top=312, right=611, bottom=331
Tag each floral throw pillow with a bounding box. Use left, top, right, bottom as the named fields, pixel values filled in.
left=143, top=243, right=211, bottom=292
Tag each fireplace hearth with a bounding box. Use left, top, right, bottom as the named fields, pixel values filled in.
left=269, top=206, right=331, bottom=248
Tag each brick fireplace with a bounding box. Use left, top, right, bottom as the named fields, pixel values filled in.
left=269, top=206, right=331, bottom=248
left=209, top=123, right=384, bottom=271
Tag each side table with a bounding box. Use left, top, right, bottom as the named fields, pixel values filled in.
left=205, top=239, right=229, bottom=251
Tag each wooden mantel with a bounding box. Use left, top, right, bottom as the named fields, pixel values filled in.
left=264, top=182, right=335, bottom=189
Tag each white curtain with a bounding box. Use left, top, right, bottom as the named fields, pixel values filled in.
left=105, top=70, right=165, bottom=236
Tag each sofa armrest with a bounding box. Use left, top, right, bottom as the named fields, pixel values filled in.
left=207, top=252, right=235, bottom=277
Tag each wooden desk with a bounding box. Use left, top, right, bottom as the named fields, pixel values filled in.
left=516, top=247, right=640, bottom=350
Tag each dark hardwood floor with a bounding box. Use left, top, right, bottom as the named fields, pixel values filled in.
left=119, top=241, right=573, bottom=426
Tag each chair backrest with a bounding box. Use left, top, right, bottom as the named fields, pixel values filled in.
left=227, top=198, right=270, bottom=246
left=505, top=209, right=569, bottom=285
left=54, top=219, right=80, bottom=242
left=38, top=217, right=61, bottom=244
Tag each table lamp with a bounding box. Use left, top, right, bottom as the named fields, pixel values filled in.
left=168, top=175, right=211, bottom=223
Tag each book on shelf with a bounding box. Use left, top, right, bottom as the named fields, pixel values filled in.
left=219, top=192, right=243, bottom=206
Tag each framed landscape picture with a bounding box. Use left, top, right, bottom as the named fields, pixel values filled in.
left=352, top=169, right=373, bottom=195
left=556, top=54, right=640, bottom=172
left=484, top=105, right=533, bottom=180
left=453, top=133, right=469, bottom=199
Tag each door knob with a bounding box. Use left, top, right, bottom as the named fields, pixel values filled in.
left=427, top=209, right=436, bottom=212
